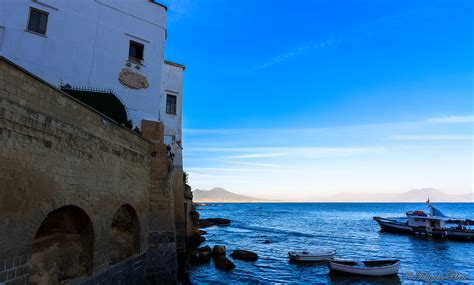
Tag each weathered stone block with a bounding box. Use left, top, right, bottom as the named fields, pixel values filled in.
left=141, top=120, right=164, bottom=143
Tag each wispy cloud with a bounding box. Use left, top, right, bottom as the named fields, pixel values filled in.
left=427, top=115, right=474, bottom=124
left=183, top=128, right=241, bottom=135
left=225, top=153, right=289, bottom=159
left=391, top=135, right=474, bottom=140
left=161, top=0, right=196, bottom=22
left=187, top=146, right=382, bottom=153
left=254, top=39, right=339, bottom=70
left=185, top=114, right=473, bottom=196
left=253, top=6, right=422, bottom=70
left=187, top=146, right=386, bottom=158
left=188, top=167, right=289, bottom=173
left=218, top=160, right=289, bottom=168
left=185, top=115, right=474, bottom=141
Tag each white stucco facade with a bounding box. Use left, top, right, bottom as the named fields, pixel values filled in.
left=161, top=61, right=184, bottom=167
left=0, top=0, right=173, bottom=128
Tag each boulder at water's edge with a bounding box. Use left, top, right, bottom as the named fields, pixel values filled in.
left=212, top=245, right=226, bottom=259
left=230, top=250, right=258, bottom=261
left=215, top=256, right=236, bottom=271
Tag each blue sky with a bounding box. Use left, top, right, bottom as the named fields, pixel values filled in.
left=161, top=0, right=473, bottom=200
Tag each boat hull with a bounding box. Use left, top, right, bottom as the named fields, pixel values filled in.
left=328, top=260, right=400, bottom=277
left=374, top=217, right=474, bottom=241
left=288, top=250, right=336, bottom=262
left=289, top=254, right=335, bottom=262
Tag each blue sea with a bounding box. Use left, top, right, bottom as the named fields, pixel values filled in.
left=189, top=203, right=474, bottom=284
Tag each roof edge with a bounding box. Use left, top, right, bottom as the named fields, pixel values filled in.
left=149, top=0, right=168, bottom=12
left=165, top=60, right=186, bottom=70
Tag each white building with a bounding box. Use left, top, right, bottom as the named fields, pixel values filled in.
left=0, top=0, right=185, bottom=166
left=161, top=61, right=185, bottom=167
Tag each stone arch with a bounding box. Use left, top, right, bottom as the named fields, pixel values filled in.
left=30, top=205, right=94, bottom=284
left=108, top=204, right=140, bottom=265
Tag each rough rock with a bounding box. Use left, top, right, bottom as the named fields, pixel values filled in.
left=212, top=245, right=226, bottom=259
left=198, top=218, right=231, bottom=228
left=214, top=256, right=236, bottom=271
left=189, top=246, right=212, bottom=264
left=30, top=233, right=87, bottom=284
left=196, top=246, right=211, bottom=253
left=190, top=208, right=200, bottom=222
left=108, top=228, right=135, bottom=265
left=198, top=230, right=208, bottom=235
left=187, top=231, right=205, bottom=249
left=230, top=250, right=258, bottom=261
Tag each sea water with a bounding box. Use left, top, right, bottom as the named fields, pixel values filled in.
left=189, top=203, right=474, bottom=284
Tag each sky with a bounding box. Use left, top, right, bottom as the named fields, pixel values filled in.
left=160, top=0, right=473, bottom=200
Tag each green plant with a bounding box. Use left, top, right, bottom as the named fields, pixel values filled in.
left=183, top=171, right=189, bottom=184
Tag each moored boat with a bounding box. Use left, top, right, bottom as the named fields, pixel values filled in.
left=374, top=201, right=474, bottom=241
left=328, top=259, right=400, bottom=276
left=288, top=249, right=336, bottom=262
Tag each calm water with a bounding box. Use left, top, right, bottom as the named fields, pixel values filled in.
left=189, top=203, right=474, bottom=284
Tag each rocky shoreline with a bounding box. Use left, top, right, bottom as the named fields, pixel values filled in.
left=182, top=204, right=259, bottom=283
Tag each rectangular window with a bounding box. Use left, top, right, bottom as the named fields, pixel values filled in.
left=27, top=8, right=48, bottom=35
left=0, top=27, right=5, bottom=50
left=166, top=94, right=177, bottom=115
left=129, top=40, right=144, bottom=63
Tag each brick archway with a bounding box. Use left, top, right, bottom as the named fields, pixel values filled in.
left=30, top=205, right=94, bottom=284
left=108, top=204, right=140, bottom=265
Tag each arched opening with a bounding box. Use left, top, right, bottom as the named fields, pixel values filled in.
left=30, top=205, right=94, bottom=284
left=60, top=85, right=129, bottom=126
left=108, top=204, right=140, bottom=265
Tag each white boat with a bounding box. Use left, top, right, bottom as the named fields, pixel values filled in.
left=328, top=260, right=400, bottom=276
left=374, top=201, right=474, bottom=241
left=288, top=249, right=336, bottom=262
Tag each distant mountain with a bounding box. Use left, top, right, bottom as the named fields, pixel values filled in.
left=193, top=187, right=472, bottom=203
left=193, top=187, right=268, bottom=202
left=313, top=188, right=472, bottom=202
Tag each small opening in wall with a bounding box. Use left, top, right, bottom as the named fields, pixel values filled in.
left=166, top=94, right=177, bottom=115
left=0, top=27, right=5, bottom=50
left=27, top=8, right=48, bottom=35
left=129, top=40, right=144, bottom=64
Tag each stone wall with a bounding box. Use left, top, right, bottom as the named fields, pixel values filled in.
left=184, top=185, right=195, bottom=238
left=0, top=57, right=177, bottom=284
left=170, top=168, right=186, bottom=274
left=141, top=120, right=178, bottom=283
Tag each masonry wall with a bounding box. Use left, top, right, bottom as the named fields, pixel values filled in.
left=169, top=169, right=186, bottom=274
left=0, top=57, right=177, bottom=284
left=184, top=186, right=194, bottom=238
left=141, top=120, right=178, bottom=283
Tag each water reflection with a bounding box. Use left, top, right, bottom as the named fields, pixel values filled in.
left=328, top=273, right=401, bottom=285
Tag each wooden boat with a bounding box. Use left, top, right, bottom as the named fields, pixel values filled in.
left=288, top=249, right=336, bottom=262
left=328, top=260, right=400, bottom=276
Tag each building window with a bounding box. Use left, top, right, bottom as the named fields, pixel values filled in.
left=166, top=94, right=177, bottom=115
left=27, top=8, right=48, bottom=35
left=0, top=27, right=5, bottom=50
left=129, top=41, right=144, bottom=64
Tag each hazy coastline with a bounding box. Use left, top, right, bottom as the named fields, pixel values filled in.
left=194, top=187, right=473, bottom=203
